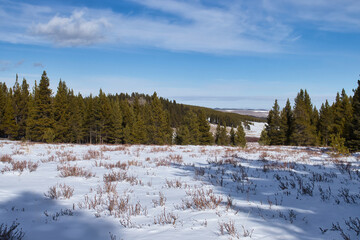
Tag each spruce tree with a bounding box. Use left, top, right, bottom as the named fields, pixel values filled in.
left=290, top=89, right=317, bottom=146
left=348, top=80, right=360, bottom=151
left=318, top=100, right=333, bottom=146
left=175, top=125, right=191, bottom=145
left=53, top=80, right=71, bottom=142
left=26, top=71, right=54, bottom=142
left=216, top=123, right=228, bottom=145
left=3, top=89, right=18, bottom=138
left=279, top=99, right=293, bottom=145
left=0, top=82, right=8, bottom=137
left=229, top=126, right=236, bottom=146
left=197, top=110, right=213, bottom=145
left=266, top=99, right=282, bottom=145
left=234, top=123, right=246, bottom=147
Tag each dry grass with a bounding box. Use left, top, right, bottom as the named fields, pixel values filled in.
left=44, top=183, right=74, bottom=199
left=0, top=155, right=12, bottom=163
left=57, top=164, right=95, bottom=178
left=153, top=208, right=178, bottom=225
left=183, top=188, right=222, bottom=210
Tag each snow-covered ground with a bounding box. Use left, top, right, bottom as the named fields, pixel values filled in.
left=209, top=121, right=265, bottom=138
left=244, top=122, right=265, bottom=138
left=1, top=140, right=359, bottom=240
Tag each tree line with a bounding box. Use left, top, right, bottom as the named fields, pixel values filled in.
left=260, top=80, right=360, bottom=152
left=0, top=71, right=247, bottom=146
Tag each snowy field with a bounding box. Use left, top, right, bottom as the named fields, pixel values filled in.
left=0, top=140, right=360, bottom=240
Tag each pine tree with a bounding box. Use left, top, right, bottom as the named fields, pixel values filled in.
left=0, top=82, right=8, bottom=137
left=69, top=92, right=85, bottom=143
left=175, top=125, right=191, bottom=145
left=184, top=110, right=200, bottom=145
left=318, top=100, right=333, bottom=146
left=259, top=128, right=270, bottom=145
left=234, top=123, right=246, bottom=147
left=266, top=99, right=282, bottom=145
left=216, top=123, right=228, bottom=145
left=348, top=80, right=360, bottom=151
left=229, top=126, right=236, bottom=146
left=131, top=97, right=147, bottom=144
left=53, top=80, right=71, bottom=142
left=3, top=89, right=18, bottom=138
left=197, top=110, right=213, bottom=145
left=26, top=71, right=54, bottom=142
left=147, top=92, right=172, bottom=145
left=290, top=89, right=317, bottom=146
left=279, top=99, right=293, bottom=145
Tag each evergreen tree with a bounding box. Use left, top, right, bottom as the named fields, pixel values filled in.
left=348, top=80, right=360, bottom=151
left=216, top=123, right=228, bottom=145
left=290, top=89, right=317, bottom=146
left=279, top=99, right=293, bottom=145
left=259, top=128, right=270, bottom=145
left=175, top=125, right=191, bottom=145
left=183, top=110, right=200, bottom=145
left=234, top=123, right=246, bottom=147
left=147, top=92, right=172, bottom=145
left=131, top=97, right=147, bottom=144
left=53, top=80, right=71, bottom=142
left=26, top=71, right=54, bottom=142
left=266, top=99, right=282, bottom=145
left=69, top=92, right=85, bottom=143
left=3, top=89, right=18, bottom=138
left=0, top=82, right=8, bottom=137
left=318, top=100, right=333, bottom=146
left=197, top=110, right=213, bottom=145
left=229, top=126, right=236, bottom=146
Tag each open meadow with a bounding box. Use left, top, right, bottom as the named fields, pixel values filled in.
left=0, top=140, right=359, bottom=240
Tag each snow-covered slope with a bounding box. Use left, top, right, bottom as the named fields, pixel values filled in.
left=0, top=140, right=359, bottom=240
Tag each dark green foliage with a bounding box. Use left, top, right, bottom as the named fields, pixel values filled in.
left=53, top=80, right=71, bottom=142
left=318, top=100, right=333, bottom=146
left=3, top=90, right=18, bottom=139
left=259, top=128, right=270, bottom=145
left=279, top=99, right=293, bottom=145
left=266, top=99, right=282, bottom=145
left=234, top=124, right=246, bottom=147
left=348, top=80, right=360, bottom=151
left=0, top=82, right=8, bottom=137
left=290, top=89, right=317, bottom=146
left=26, top=71, right=54, bottom=142
left=215, top=122, right=228, bottom=145
left=197, top=110, right=214, bottom=145
left=147, top=92, right=172, bottom=145
left=2, top=72, right=359, bottom=149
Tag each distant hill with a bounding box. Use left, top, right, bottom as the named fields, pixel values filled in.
left=214, top=108, right=269, bottom=119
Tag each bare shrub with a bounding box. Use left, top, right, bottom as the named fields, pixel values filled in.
left=57, top=164, right=95, bottom=178
left=83, top=150, right=101, bottom=160
left=0, top=222, right=25, bottom=240
left=183, top=188, right=222, bottom=210
left=44, top=184, right=74, bottom=199
left=165, top=179, right=185, bottom=188
left=11, top=161, right=27, bottom=172
left=0, top=155, right=12, bottom=163
left=154, top=208, right=178, bottom=225
left=219, top=220, right=238, bottom=238
left=96, top=161, right=128, bottom=170
left=153, top=192, right=166, bottom=207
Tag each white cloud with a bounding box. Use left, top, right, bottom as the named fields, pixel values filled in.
left=32, top=10, right=110, bottom=46
left=1, top=0, right=360, bottom=53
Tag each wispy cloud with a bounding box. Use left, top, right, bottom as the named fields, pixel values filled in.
left=0, top=59, right=24, bottom=71
left=33, top=62, right=44, bottom=68
left=0, top=0, right=359, bottom=53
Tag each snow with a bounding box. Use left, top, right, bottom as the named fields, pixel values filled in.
left=244, top=122, right=266, bottom=138
left=0, top=140, right=359, bottom=240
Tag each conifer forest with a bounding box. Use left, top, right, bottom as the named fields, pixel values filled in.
left=1, top=71, right=359, bottom=152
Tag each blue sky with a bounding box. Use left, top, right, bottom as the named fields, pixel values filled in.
left=0, top=0, right=359, bottom=109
